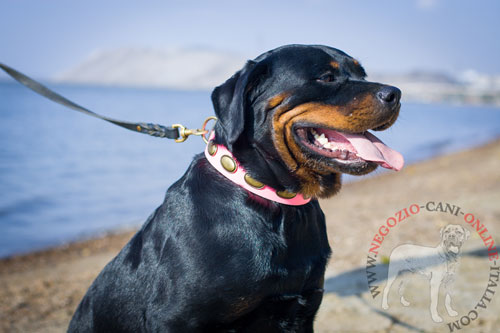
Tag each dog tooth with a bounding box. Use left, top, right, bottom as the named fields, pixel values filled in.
left=317, top=137, right=328, bottom=145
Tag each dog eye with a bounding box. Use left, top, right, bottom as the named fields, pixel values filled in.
left=317, top=74, right=335, bottom=83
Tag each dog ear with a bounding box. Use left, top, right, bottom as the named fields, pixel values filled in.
left=463, top=227, right=470, bottom=240
left=211, top=60, right=266, bottom=146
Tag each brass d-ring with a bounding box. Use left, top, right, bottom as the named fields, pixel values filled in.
left=201, top=116, right=218, bottom=143
left=171, top=116, right=218, bottom=143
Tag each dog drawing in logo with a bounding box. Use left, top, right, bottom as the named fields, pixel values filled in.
left=381, top=224, right=470, bottom=323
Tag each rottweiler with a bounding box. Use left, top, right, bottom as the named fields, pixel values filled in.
left=68, top=44, right=403, bottom=332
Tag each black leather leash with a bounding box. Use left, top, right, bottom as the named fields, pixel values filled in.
left=0, top=62, right=189, bottom=140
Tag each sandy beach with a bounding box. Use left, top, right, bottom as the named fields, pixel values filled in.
left=1, top=140, right=499, bottom=333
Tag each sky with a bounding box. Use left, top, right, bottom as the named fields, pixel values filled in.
left=1, top=0, right=499, bottom=80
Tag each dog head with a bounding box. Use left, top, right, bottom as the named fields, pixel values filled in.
left=440, top=224, right=470, bottom=254
left=211, top=44, right=403, bottom=198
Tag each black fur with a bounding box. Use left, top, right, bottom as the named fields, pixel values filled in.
left=69, top=44, right=400, bottom=332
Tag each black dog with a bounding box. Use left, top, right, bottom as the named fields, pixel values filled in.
left=68, top=44, right=402, bottom=332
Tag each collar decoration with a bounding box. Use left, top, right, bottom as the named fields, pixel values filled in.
left=204, top=135, right=311, bottom=206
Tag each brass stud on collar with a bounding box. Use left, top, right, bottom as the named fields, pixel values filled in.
left=244, top=173, right=265, bottom=189
left=207, top=140, right=217, bottom=156
left=276, top=190, right=297, bottom=199
left=220, top=155, right=237, bottom=173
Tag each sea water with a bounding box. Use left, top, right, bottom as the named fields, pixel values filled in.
left=1, top=81, right=499, bottom=257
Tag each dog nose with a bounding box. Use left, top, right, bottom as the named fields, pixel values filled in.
left=377, top=86, right=401, bottom=107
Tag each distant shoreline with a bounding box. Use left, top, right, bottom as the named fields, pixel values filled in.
left=2, top=75, right=500, bottom=108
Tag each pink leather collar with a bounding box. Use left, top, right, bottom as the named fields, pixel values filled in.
left=204, top=135, right=311, bottom=206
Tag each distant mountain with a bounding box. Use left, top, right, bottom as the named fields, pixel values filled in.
left=55, top=47, right=500, bottom=106
left=54, top=47, right=247, bottom=90
left=370, top=71, right=459, bottom=84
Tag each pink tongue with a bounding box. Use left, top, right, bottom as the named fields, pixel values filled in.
left=341, top=132, right=404, bottom=171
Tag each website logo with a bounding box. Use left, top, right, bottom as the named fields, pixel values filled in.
left=365, top=202, right=498, bottom=331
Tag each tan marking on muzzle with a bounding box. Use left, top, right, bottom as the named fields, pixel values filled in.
left=267, top=93, right=288, bottom=110
left=271, top=94, right=380, bottom=197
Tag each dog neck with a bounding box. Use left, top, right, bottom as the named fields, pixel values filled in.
left=439, top=242, right=459, bottom=262
left=204, top=135, right=311, bottom=206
